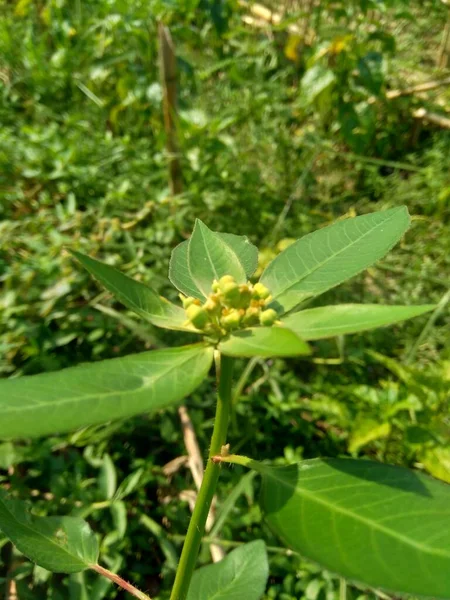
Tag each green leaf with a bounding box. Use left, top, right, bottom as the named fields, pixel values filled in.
left=71, top=250, right=194, bottom=332
left=258, top=458, right=450, bottom=598
left=420, top=447, right=450, bottom=484
left=281, top=304, right=435, bottom=340
left=218, top=327, right=311, bottom=358
left=0, top=489, right=98, bottom=573
left=169, top=230, right=258, bottom=300
left=186, top=540, right=268, bottom=600
left=217, top=233, right=259, bottom=278
left=188, top=220, right=247, bottom=296
left=300, top=64, right=336, bottom=106
left=0, top=344, right=213, bottom=439
left=169, top=241, right=204, bottom=299
left=348, top=420, right=391, bottom=454
left=260, top=207, right=410, bottom=314
left=98, top=454, right=117, bottom=500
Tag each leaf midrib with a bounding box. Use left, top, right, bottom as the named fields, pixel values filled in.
left=265, top=467, right=450, bottom=560
left=4, top=347, right=209, bottom=415
left=268, top=209, right=404, bottom=301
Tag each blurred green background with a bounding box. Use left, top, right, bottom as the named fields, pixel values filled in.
left=0, top=0, right=449, bottom=598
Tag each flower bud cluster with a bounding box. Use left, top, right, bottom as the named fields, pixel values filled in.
left=181, top=276, right=278, bottom=338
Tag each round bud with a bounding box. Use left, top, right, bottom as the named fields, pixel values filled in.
left=186, top=304, right=209, bottom=329
left=222, top=309, right=241, bottom=331
left=218, top=275, right=236, bottom=288
left=203, top=297, right=220, bottom=316
left=259, top=308, right=278, bottom=326
left=212, top=279, right=220, bottom=292
left=242, top=306, right=260, bottom=327
left=253, top=282, right=271, bottom=300
left=180, top=294, right=196, bottom=309
left=237, top=284, right=252, bottom=309
left=221, top=282, right=241, bottom=308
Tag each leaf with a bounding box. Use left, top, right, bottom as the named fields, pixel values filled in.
left=348, top=420, right=391, bottom=454
left=98, top=454, right=117, bottom=500
left=281, top=304, right=435, bottom=340
left=188, top=220, right=247, bottom=296
left=257, top=458, right=450, bottom=598
left=300, top=65, right=336, bottom=106
left=0, top=489, right=98, bottom=573
left=169, top=230, right=258, bottom=300
left=218, top=327, right=311, bottom=358
left=186, top=540, right=268, bottom=600
left=260, top=207, right=410, bottom=314
left=169, top=241, right=204, bottom=299
left=420, top=447, right=450, bottom=484
left=71, top=250, right=194, bottom=332
left=113, top=468, right=144, bottom=501
left=217, top=233, right=259, bottom=278
left=0, top=344, right=213, bottom=440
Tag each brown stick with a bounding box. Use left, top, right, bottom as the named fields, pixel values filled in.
left=413, top=107, right=450, bottom=129
left=158, top=23, right=183, bottom=196
left=385, top=76, right=450, bottom=100
left=6, top=579, right=17, bottom=600
left=367, top=76, right=450, bottom=105
left=438, top=9, right=450, bottom=69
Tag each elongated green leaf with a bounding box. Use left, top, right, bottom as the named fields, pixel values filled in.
left=217, top=233, right=258, bottom=278
left=187, top=540, right=268, bottom=600
left=260, top=207, right=410, bottom=314
left=71, top=250, right=195, bottom=332
left=0, top=345, right=213, bottom=439
left=169, top=241, right=204, bottom=299
left=0, top=489, right=98, bottom=573
left=188, top=220, right=247, bottom=297
left=169, top=230, right=258, bottom=300
left=218, top=327, right=310, bottom=358
left=281, top=304, right=435, bottom=340
left=258, top=458, right=450, bottom=598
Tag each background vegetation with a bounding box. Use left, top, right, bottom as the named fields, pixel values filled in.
left=1, top=0, right=449, bottom=598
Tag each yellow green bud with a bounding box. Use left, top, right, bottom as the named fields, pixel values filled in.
left=222, top=309, right=241, bottom=330
left=260, top=308, right=278, bottom=326
left=221, top=282, right=241, bottom=307
left=218, top=275, right=235, bottom=287
left=180, top=294, right=197, bottom=309
left=242, top=306, right=260, bottom=326
left=237, top=284, right=252, bottom=308
left=203, top=297, right=220, bottom=316
left=253, top=282, right=271, bottom=300
left=186, top=304, right=209, bottom=329
left=212, top=279, right=220, bottom=292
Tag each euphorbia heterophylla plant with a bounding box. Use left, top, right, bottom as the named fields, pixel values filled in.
left=0, top=206, right=448, bottom=600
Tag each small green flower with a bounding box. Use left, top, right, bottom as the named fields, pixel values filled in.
left=252, top=282, right=271, bottom=300
left=260, top=308, right=278, bottom=326
left=186, top=304, right=209, bottom=329
left=180, top=294, right=197, bottom=309
left=222, top=309, right=241, bottom=331
left=242, top=306, right=260, bottom=326
left=220, top=282, right=241, bottom=308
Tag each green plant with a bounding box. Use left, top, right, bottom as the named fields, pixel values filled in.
left=0, top=207, right=446, bottom=600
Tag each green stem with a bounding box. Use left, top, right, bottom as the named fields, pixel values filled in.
left=169, top=354, right=234, bottom=600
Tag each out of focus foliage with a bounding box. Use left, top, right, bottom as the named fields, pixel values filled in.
left=0, top=0, right=449, bottom=598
